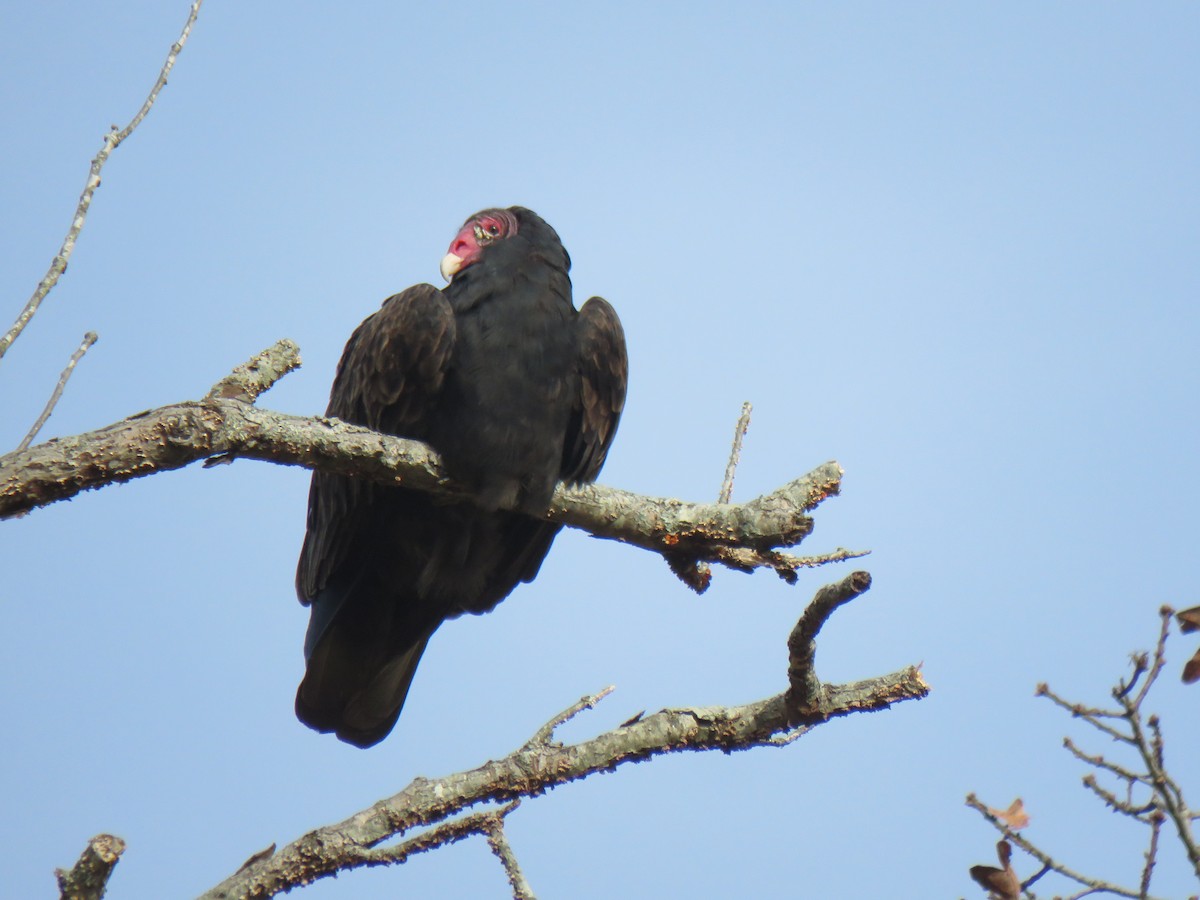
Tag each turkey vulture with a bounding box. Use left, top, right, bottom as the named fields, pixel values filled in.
left=295, top=206, right=628, bottom=747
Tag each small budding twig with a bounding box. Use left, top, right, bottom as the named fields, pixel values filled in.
left=17, top=331, right=97, bottom=452
left=965, top=794, right=1157, bottom=900
left=967, top=608, right=1198, bottom=899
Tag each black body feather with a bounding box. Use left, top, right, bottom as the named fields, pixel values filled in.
left=295, top=207, right=627, bottom=747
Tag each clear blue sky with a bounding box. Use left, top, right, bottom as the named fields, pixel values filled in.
left=3, top=3, right=1198, bottom=897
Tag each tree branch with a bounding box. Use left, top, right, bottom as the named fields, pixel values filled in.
left=968, top=609, right=1200, bottom=898
left=0, top=1, right=203, bottom=362
left=717, top=400, right=752, bottom=504
left=194, top=574, right=926, bottom=899
left=786, top=570, right=873, bottom=723
left=17, top=331, right=98, bottom=452
left=0, top=342, right=843, bottom=575
left=482, top=804, right=537, bottom=900
left=966, top=794, right=1164, bottom=900
left=56, top=834, right=126, bottom=900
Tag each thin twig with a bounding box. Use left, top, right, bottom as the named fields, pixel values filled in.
left=1128, top=609, right=1172, bottom=710
left=1081, top=774, right=1154, bottom=823
left=718, top=401, right=752, bottom=504
left=1062, top=737, right=1148, bottom=789
left=522, top=686, right=615, bottom=749
left=483, top=803, right=536, bottom=900
left=1114, top=653, right=1149, bottom=700
left=354, top=807, right=505, bottom=866
left=712, top=545, right=870, bottom=583
left=1021, top=861, right=1052, bottom=891
left=1036, top=684, right=1132, bottom=744
left=16, top=331, right=97, bottom=451
left=1141, top=812, right=1164, bottom=899
left=1127, top=705, right=1200, bottom=877
left=966, top=794, right=1165, bottom=900
left=684, top=401, right=756, bottom=591
left=0, top=0, right=203, bottom=361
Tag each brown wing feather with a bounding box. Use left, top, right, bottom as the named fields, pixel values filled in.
left=296, top=284, right=455, bottom=604
left=563, top=296, right=628, bottom=484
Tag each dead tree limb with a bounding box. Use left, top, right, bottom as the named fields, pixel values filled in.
left=56, top=834, right=126, bottom=900
left=0, top=341, right=853, bottom=581
left=195, top=577, right=927, bottom=899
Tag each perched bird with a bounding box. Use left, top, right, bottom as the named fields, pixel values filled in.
left=295, top=207, right=628, bottom=747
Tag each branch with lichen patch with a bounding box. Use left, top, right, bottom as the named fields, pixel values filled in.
left=56, top=834, right=126, bottom=900
left=0, top=341, right=845, bottom=578
left=191, top=574, right=925, bottom=899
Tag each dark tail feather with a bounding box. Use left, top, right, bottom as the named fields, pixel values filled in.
left=296, top=635, right=429, bottom=748
left=295, top=579, right=434, bottom=748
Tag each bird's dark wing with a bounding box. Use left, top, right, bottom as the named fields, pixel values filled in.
left=562, top=296, right=628, bottom=484
left=296, top=283, right=456, bottom=605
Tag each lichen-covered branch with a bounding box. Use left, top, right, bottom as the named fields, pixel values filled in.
left=194, top=574, right=926, bottom=899
left=482, top=805, right=537, bottom=900
left=0, top=342, right=843, bottom=576
left=786, top=570, right=873, bottom=723
left=56, top=834, right=126, bottom=900
left=26, top=345, right=924, bottom=897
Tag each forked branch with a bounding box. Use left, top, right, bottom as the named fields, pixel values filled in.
left=190, top=575, right=926, bottom=899
left=966, top=607, right=1200, bottom=898
left=0, top=342, right=851, bottom=578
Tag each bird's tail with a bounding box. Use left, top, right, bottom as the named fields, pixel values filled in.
left=295, top=585, right=434, bottom=748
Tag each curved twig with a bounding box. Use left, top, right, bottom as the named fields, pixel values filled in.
left=0, top=1, right=203, bottom=361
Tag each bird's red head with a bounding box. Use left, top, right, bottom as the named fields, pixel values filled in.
left=440, top=208, right=520, bottom=282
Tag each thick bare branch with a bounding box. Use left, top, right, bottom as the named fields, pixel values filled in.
left=201, top=663, right=926, bottom=899
left=1, top=1, right=203, bottom=361
left=0, top=344, right=840, bottom=574
left=786, top=570, right=873, bottom=723
left=56, top=834, right=126, bottom=900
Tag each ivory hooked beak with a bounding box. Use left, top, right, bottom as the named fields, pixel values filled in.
left=440, top=252, right=463, bottom=282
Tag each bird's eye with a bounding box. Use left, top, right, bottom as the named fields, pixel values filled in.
left=474, top=220, right=502, bottom=242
